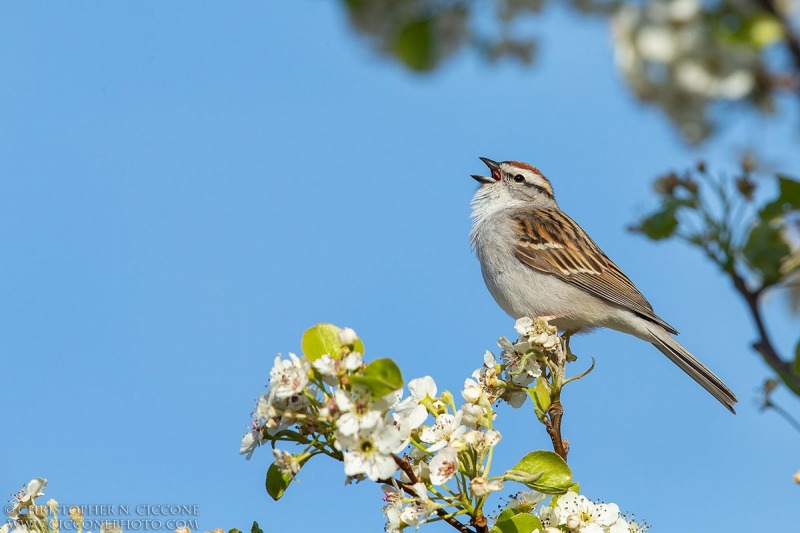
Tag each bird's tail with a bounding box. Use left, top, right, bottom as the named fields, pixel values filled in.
left=645, top=323, right=738, bottom=413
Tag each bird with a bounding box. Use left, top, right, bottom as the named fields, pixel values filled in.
left=469, top=157, right=737, bottom=412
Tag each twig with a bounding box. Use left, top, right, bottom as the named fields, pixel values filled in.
left=764, top=400, right=800, bottom=433
left=389, top=455, right=476, bottom=533
left=730, top=270, right=800, bottom=395
left=544, top=400, right=568, bottom=461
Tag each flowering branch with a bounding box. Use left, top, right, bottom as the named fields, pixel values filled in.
left=241, top=321, right=643, bottom=533
left=633, top=162, right=800, bottom=401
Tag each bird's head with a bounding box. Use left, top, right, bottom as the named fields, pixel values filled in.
left=471, top=157, right=556, bottom=208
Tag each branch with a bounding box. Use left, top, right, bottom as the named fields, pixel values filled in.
left=544, top=400, right=568, bottom=461
left=389, top=455, right=477, bottom=533
left=730, top=271, right=800, bottom=395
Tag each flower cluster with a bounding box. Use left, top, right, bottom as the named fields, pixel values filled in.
left=1, top=478, right=86, bottom=533
left=611, top=0, right=787, bottom=142
left=242, top=321, right=643, bottom=533
left=496, top=490, right=647, bottom=533
left=240, top=326, right=414, bottom=482
left=540, top=492, right=646, bottom=532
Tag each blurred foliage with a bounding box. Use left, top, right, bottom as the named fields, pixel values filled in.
left=632, top=160, right=800, bottom=397
left=338, top=0, right=800, bottom=143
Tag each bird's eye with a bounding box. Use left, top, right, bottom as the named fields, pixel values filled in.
left=513, top=174, right=525, bottom=183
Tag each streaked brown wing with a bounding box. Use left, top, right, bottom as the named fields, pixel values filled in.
left=512, top=209, right=678, bottom=334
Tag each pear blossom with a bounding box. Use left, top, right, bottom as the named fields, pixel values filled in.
left=420, top=411, right=467, bottom=452
left=338, top=419, right=403, bottom=481
left=508, top=490, right=546, bottom=511
left=8, top=478, right=47, bottom=519
left=554, top=492, right=620, bottom=532
left=273, top=448, right=301, bottom=475
left=460, top=401, right=494, bottom=429
left=394, top=375, right=437, bottom=417
left=429, top=446, right=459, bottom=485
left=396, top=482, right=440, bottom=527
left=269, top=353, right=310, bottom=399
left=470, top=476, right=503, bottom=496
left=239, top=429, right=262, bottom=460
left=463, top=429, right=501, bottom=453
left=461, top=376, right=486, bottom=404
left=19, top=478, right=47, bottom=503
left=381, top=484, right=404, bottom=533
left=0, top=523, right=10, bottom=533
left=334, top=389, right=385, bottom=437
left=391, top=405, right=427, bottom=441
left=338, top=327, right=358, bottom=346
left=342, top=351, right=364, bottom=371
left=312, top=354, right=338, bottom=376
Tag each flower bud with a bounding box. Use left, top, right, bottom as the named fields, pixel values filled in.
left=793, top=469, right=800, bottom=484
left=338, top=327, right=358, bottom=346
left=68, top=506, right=83, bottom=521
left=566, top=514, right=581, bottom=530
left=439, top=390, right=454, bottom=407
left=470, top=476, right=503, bottom=497
left=735, top=176, right=756, bottom=201
left=175, top=527, right=191, bottom=533
left=653, top=173, right=680, bottom=195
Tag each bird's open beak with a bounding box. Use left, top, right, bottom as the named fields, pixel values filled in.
left=471, top=157, right=501, bottom=184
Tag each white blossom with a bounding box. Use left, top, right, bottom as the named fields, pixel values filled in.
left=239, top=429, right=262, bottom=460
left=338, top=327, right=358, bottom=346
left=514, top=317, right=535, bottom=336
left=554, top=492, right=620, bottom=531
left=508, top=490, right=546, bottom=511
left=461, top=377, right=485, bottom=404
left=339, top=419, right=403, bottom=481
left=312, top=354, right=337, bottom=376
left=429, top=446, right=459, bottom=485
left=420, top=411, right=467, bottom=452
left=334, top=388, right=384, bottom=437
left=272, top=448, right=301, bottom=475
left=463, top=429, right=501, bottom=453
left=470, top=476, right=503, bottom=497
left=460, top=402, right=494, bottom=429
left=269, top=353, right=310, bottom=399
left=343, top=351, right=364, bottom=371
left=393, top=376, right=436, bottom=433
left=381, top=484, right=404, bottom=533
left=8, top=479, right=47, bottom=519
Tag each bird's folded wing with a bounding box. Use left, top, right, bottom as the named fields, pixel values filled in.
left=512, top=209, right=678, bottom=335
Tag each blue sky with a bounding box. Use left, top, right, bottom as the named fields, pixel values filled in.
left=2, top=2, right=799, bottom=532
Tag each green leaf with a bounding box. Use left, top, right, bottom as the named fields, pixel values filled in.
left=301, top=323, right=343, bottom=362
left=640, top=207, right=678, bottom=240
left=528, top=377, right=551, bottom=419
left=742, top=222, right=791, bottom=285
left=250, top=523, right=263, bottom=533
left=492, top=513, right=543, bottom=533
left=393, top=18, right=435, bottom=71
left=494, top=509, right=516, bottom=524
left=759, top=175, right=800, bottom=220
left=266, top=464, right=293, bottom=501
left=228, top=529, right=242, bottom=533
left=793, top=339, right=800, bottom=377
left=349, top=358, right=403, bottom=397
left=507, top=450, right=572, bottom=494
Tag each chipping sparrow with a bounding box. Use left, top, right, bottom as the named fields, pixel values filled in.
left=470, top=157, right=737, bottom=412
